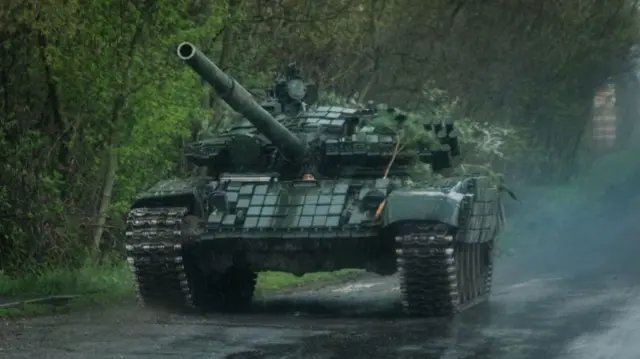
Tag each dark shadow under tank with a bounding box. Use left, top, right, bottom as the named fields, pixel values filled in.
left=123, top=42, right=507, bottom=317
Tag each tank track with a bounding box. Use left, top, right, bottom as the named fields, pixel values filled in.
left=125, top=206, right=195, bottom=312
left=397, top=223, right=494, bottom=317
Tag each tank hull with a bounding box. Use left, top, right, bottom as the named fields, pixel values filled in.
left=125, top=174, right=502, bottom=316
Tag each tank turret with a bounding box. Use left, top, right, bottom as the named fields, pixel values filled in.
left=176, top=42, right=306, bottom=161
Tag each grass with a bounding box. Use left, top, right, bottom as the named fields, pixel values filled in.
left=0, top=261, right=132, bottom=318
left=0, top=261, right=133, bottom=301
left=0, top=261, right=364, bottom=318
left=0, top=303, right=57, bottom=317
left=256, top=269, right=364, bottom=293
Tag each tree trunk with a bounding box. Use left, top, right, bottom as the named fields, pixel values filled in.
left=615, top=71, right=640, bottom=149
left=358, top=74, right=377, bottom=104
left=91, top=5, right=155, bottom=251
left=92, top=144, right=118, bottom=253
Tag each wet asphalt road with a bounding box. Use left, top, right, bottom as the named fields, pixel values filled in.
left=2, top=188, right=640, bottom=358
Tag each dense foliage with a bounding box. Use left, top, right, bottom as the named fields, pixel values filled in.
left=0, top=0, right=638, bottom=273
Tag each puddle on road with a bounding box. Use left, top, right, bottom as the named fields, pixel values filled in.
left=330, top=282, right=399, bottom=293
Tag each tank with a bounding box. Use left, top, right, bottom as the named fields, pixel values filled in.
left=124, top=42, right=506, bottom=317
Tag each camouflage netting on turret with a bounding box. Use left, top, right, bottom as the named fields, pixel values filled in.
left=364, top=104, right=460, bottom=177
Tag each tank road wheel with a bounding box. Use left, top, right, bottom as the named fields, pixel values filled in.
left=190, top=264, right=257, bottom=313
left=216, top=266, right=258, bottom=312
left=396, top=223, right=494, bottom=317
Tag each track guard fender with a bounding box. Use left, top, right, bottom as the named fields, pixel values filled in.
left=130, top=177, right=215, bottom=217
left=382, top=185, right=469, bottom=228
left=382, top=177, right=504, bottom=243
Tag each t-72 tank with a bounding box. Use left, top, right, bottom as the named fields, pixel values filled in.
left=124, top=42, right=506, bottom=317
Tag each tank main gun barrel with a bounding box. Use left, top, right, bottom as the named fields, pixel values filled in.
left=176, top=42, right=306, bottom=161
